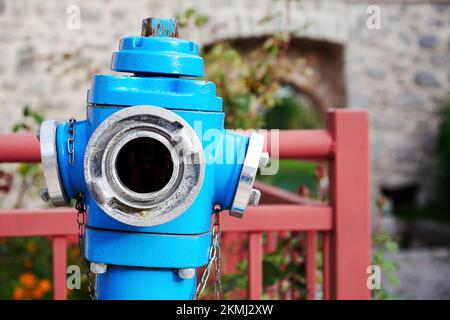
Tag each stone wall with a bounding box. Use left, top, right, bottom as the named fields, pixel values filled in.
left=1, top=0, right=450, bottom=205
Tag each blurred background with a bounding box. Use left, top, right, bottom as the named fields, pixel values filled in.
left=0, top=0, right=450, bottom=299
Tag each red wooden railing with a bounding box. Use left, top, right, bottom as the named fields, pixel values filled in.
left=0, top=109, right=371, bottom=300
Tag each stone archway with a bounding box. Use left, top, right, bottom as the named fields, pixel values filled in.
left=205, top=35, right=346, bottom=116
left=204, top=35, right=346, bottom=128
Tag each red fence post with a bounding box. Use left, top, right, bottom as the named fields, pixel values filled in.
left=248, top=232, right=263, bottom=300
left=52, top=236, right=67, bottom=300
left=322, top=232, right=331, bottom=300
left=328, top=109, right=371, bottom=299
left=305, top=231, right=318, bottom=300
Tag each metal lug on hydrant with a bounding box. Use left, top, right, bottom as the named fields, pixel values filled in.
left=249, top=189, right=261, bottom=207
left=38, top=17, right=266, bottom=300
left=40, top=187, right=50, bottom=203
left=178, top=268, right=196, bottom=279
left=91, top=263, right=107, bottom=274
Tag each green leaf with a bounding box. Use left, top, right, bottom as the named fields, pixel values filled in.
left=385, top=240, right=399, bottom=253
left=184, top=8, right=195, bottom=19
left=195, top=15, right=209, bottom=27
left=262, top=260, right=283, bottom=286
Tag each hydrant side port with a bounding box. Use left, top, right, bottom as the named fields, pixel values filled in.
left=39, top=17, right=265, bottom=300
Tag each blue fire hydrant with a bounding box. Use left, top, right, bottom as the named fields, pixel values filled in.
left=39, top=17, right=267, bottom=300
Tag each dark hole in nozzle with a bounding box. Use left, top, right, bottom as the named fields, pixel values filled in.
left=116, top=137, right=174, bottom=193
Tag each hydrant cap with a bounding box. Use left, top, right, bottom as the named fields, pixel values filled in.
left=111, top=17, right=203, bottom=77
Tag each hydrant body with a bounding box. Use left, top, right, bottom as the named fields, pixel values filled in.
left=39, top=18, right=265, bottom=299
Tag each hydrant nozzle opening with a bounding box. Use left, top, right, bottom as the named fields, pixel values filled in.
left=115, top=137, right=174, bottom=194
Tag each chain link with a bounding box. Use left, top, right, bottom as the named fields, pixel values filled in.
left=193, top=205, right=222, bottom=300
left=67, top=118, right=76, bottom=166
left=76, top=193, right=96, bottom=300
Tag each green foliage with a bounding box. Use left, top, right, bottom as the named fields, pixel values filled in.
left=12, top=105, right=44, bottom=133
left=175, top=8, right=209, bottom=28
left=221, top=234, right=312, bottom=299
left=258, top=160, right=318, bottom=197
left=8, top=106, right=45, bottom=208
left=0, top=237, right=53, bottom=299
left=372, top=197, right=400, bottom=299
left=372, top=232, right=400, bottom=299
left=203, top=41, right=282, bottom=129
left=392, top=96, right=450, bottom=230
left=265, top=95, right=321, bottom=130
left=437, top=96, right=450, bottom=207
left=0, top=237, right=87, bottom=300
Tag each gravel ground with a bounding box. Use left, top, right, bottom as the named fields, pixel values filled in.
left=384, top=248, right=450, bottom=300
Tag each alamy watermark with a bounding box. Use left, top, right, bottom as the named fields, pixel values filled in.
left=366, top=5, right=381, bottom=30
left=367, top=264, right=382, bottom=290
left=66, top=5, right=81, bottom=30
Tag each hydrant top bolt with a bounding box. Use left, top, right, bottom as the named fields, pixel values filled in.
left=141, top=17, right=179, bottom=38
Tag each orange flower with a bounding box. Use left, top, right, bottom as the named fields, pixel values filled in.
left=26, top=241, right=36, bottom=253
left=13, top=286, right=27, bottom=300
left=37, top=279, right=51, bottom=293
left=19, top=272, right=37, bottom=289
left=30, top=288, right=44, bottom=299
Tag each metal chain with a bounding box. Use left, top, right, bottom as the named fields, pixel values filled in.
left=67, top=118, right=76, bottom=166
left=75, top=193, right=96, bottom=300
left=193, top=205, right=222, bottom=300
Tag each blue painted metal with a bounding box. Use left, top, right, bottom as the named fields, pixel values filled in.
left=111, top=36, right=203, bottom=77
left=85, top=227, right=210, bottom=268
left=96, top=266, right=196, bottom=300
left=87, top=76, right=222, bottom=111
left=52, top=17, right=249, bottom=300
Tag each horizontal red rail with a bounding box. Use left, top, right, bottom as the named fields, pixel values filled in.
left=0, top=209, right=77, bottom=237
left=0, top=133, right=41, bottom=163
left=265, top=129, right=334, bottom=159
left=221, top=205, right=332, bottom=232
left=0, top=130, right=334, bottom=164
left=0, top=205, right=331, bottom=237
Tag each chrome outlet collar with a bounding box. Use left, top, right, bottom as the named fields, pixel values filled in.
left=230, top=132, right=265, bottom=218
left=84, top=105, right=205, bottom=227
left=39, top=120, right=69, bottom=206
